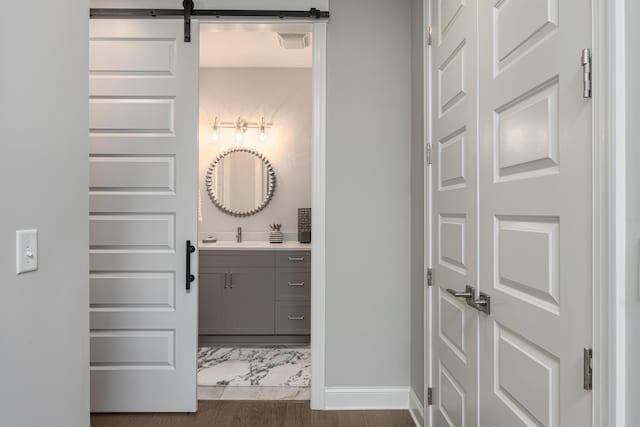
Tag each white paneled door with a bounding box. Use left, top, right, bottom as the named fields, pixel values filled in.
left=430, top=0, right=479, bottom=425
left=430, top=0, right=593, bottom=425
left=89, top=20, right=199, bottom=412
left=478, top=0, right=592, bottom=425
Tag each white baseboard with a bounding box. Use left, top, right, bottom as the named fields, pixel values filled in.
left=324, top=387, right=410, bottom=410
left=409, top=388, right=425, bottom=427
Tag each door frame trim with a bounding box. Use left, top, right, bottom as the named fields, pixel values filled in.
left=592, top=0, right=626, bottom=425
left=310, top=21, right=328, bottom=410
left=423, top=0, right=433, bottom=426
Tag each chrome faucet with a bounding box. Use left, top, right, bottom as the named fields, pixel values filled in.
left=236, top=227, right=242, bottom=243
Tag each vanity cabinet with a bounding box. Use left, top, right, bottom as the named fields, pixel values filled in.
left=199, top=249, right=310, bottom=336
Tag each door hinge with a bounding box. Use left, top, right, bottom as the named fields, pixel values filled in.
left=581, top=48, right=592, bottom=98
left=427, top=387, right=433, bottom=405
left=426, top=268, right=433, bottom=287
left=426, top=142, right=432, bottom=165
left=584, top=348, right=593, bottom=390
left=426, top=26, right=433, bottom=46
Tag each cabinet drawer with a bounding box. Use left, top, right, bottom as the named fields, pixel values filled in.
left=275, top=302, right=310, bottom=335
left=276, top=270, right=311, bottom=300
left=200, top=251, right=274, bottom=269
left=275, top=251, right=311, bottom=268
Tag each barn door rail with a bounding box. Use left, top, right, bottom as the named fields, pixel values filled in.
left=89, top=0, right=330, bottom=42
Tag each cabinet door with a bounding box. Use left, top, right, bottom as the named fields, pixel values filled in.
left=222, top=268, right=275, bottom=335
left=199, top=271, right=227, bottom=335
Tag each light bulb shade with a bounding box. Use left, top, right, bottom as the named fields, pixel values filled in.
left=211, top=129, right=219, bottom=141
left=259, top=131, right=267, bottom=142
left=235, top=131, right=243, bottom=142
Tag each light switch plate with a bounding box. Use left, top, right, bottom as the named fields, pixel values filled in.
left=16, top=229, right=38, bottom=274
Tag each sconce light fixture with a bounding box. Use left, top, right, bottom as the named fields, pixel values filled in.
left=210, top=117, right=219, bottom=142
left=259, top=117, right=268, bottom=142
left=209, top=116, right=273, bottom=143
left=235, top=117, right=248, bottom=142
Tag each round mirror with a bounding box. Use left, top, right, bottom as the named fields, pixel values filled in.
left=205, top=147, right=276, bottom=217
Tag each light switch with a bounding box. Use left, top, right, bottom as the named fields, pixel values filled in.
left=16, top=229, right=38, bottom=274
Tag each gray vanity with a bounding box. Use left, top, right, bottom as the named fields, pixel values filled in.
left=199, top=242, right=311, bottom=337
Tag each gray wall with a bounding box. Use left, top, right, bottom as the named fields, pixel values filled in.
left=0, top=1, right=90, bottom=426
left=410, top=0, right=425, bottom=403
left=198, top=68, right=312, bottom=240
left=627, top=0, right=640, bottom=423
left=325, top=0, right=412, bottom=387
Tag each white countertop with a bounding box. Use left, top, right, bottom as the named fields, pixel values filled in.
left=199, top=241, right=312, bottom=251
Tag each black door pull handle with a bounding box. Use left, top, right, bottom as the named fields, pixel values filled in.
left=186, top=240, right=196, bottom=290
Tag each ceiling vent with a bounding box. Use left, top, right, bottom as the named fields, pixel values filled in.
left=276, top=33, right=310, bottom=50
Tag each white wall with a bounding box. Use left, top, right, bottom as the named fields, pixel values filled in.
left=198, top=68, right=312, bottom=239
left=325, top=0, right=412, bottom=387
left=0, top=2, right=90, bottom=427
left=626, top=0, right=640, bottom=423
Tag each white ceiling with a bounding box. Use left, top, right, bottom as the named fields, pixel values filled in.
left=200, top=31, right=312, bottom=68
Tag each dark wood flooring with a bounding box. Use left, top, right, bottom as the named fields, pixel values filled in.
left=90, top=400, right=415, bottom=427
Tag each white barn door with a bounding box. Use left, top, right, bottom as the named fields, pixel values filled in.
left=478, top=0, right=593, bottom=425
left=89, top=19, right=199, bottom=412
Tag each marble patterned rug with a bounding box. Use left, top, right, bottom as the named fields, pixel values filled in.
left=197, top=347, right=311, bottom=387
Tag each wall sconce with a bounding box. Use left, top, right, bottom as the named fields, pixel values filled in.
left=208, top=116, right=273, bottom=143
left=210, top=117, right=219, bottom=142
left=259, top=117, right=268, bottom=142
left=235, top=117, right=248, bottom=142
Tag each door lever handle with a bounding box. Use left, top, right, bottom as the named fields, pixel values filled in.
left=471, top=292, right=491, bottom=315
left=446, top=285, right=475, bottom=299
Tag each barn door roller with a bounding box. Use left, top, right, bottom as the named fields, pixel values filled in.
left=90, top=2, right=330, bottom=43
left=183, top=0, right=194, bottom=42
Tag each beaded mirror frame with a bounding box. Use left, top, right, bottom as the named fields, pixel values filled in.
left=205, top=147, right=276, bottom=217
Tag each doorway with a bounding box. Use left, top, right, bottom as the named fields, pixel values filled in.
left=88, top=18, right=327, bottom=412
left=196, top=24, right=313, bottom=401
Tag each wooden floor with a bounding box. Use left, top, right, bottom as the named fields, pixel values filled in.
left=90, top=400, right=415, bottom=427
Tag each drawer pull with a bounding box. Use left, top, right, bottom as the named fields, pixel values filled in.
left=288, top=281, right=305, bottom=287
left=288, top=256, right=305, bottom=262
left=288, top=315, right=305, bottom=320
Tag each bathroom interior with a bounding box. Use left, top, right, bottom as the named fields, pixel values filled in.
left=196, top=24, right=312, bottom=401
